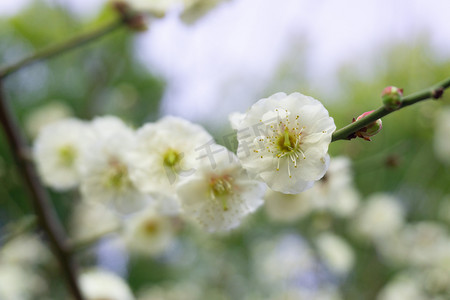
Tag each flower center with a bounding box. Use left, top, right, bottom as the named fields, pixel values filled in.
left=143, top=219, right=159, bottom=235
left=209, top=175, right=234, bottom=211
left=255, top=110, right=307, bottom=178
left=277, top=128, right=297, bottom=152
left=163, top=148, right=181, bottom=167
left=58, top=145, right=76, bottom=167
left=105, top=158, right=130, bottom=190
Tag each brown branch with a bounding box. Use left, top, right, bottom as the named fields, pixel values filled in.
left=0, top=82, right=85, bottom=300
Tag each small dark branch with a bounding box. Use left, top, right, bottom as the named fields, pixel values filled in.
left=0, top=19, right=124, bottom=79
left=331, top=76, right=450, bottom=142
left=0, top=83, right=85, bottom=300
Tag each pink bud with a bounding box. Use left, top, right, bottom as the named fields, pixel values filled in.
left=381, top=86, right=403, bottom=111
left=353, top=111, right=382, bottom=141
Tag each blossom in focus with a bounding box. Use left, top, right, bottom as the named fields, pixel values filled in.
left=315, top=232, right=355, bottom=276
left=352, top=193, right=405, bottom=241
left=33, top=118, right=90, bottom=190
left=234, top=92, right=336, bottom=194
left=124, top=206, right=175, bottom=256
left=433, top=107, right=450, bottom=164
left=79, top=269, right=134, bottom=300
left=79, top=116, right=148, bottom=213
left=176, top=145, right=266, bottom=232
left=128, top=116, right=213, bottom=211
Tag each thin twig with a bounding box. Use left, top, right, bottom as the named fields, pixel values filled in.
left=0, top=83, right=85, bottom=300
left=0, top=19, right=123, bottom=79
left=331, top=76, right=450, bottom=142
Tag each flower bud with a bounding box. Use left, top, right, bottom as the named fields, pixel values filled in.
left=112, top=1, right=148, bottom=31
left=382, top=86, right=403, bottom=111
left=353, top=110, right=382, bottom=141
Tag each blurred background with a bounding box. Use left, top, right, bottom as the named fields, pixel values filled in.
left=0, top=0, right=449, bottom=299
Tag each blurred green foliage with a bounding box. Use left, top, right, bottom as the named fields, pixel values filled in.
left=0, top=1, right=449, bottom=300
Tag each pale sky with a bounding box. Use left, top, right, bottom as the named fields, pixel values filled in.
left=1, top=0, right=450, bottom=128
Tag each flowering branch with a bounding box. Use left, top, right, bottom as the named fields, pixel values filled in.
left=0, top=83, right=85, bottom=300
left=331, top=77, right=450, bottom=142
left=0, top=18, right=123, bottom=79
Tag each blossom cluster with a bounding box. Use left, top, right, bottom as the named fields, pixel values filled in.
left=33, top=92, right=335, bottom=239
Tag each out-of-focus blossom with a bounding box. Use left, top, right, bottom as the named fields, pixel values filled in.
left=0, top=234, right=51, bottom=266
left=253, top=233, right=317, bottom=285
left=0, top=263, right=47, bottom=300
left=268, top=286, right=342, bottom=300
left=177, top=145, right=265, bottom=232
left=377, top=272, right=427, bottom=300
left=70, top=201, right=121, bottom=241
left=79, top=269, right=134, bottom=300
left=33, top=118, right=90, bottom=190
left=315, top=232, right=355, bottom=276
left=137, top=281, right=201, bottom=300
left=352, top=193, right=404, bottom=241
left=234, top=92, right=335, bottom=194
left=264, top=157, right=359, bottom=224
left=377, top=221, right=450, bottom=269
left=434, top=107, right=450, bottom=164
left=25, top=101, right=73, bottom=138
left=398, top=221, right=449, bottom=267
left=303, top=156, right=360, bottom=218
left=128, top=116, right=212, bottom=213
left=124, top=206, right=175, bottom=256
left=264, top=188, right=311, bottom=223
left=79, top=116, right=148, bottom=213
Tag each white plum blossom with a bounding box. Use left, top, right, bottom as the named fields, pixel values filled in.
left=128, top=116, right=213, bottom=211
left=79, top=269, right=134, bottom=300
left=233, top=92, right=336, bottom=194
left=303, top=156, right=360, bottom=217
left=79, top=116, right=148, bottom=213
left=176, top=145, right=266, bottom=232
left=25, top=101, right=73, bottom=138
left=137, top=282, right=201, bottom=300
left=70, top=201, right=121, bottom=241
left=33, top=118, right=90, bottom=190
left=253, top=234, right=319, bottom=287
left=124, top=206, right=175, bottom=256
left=0, top=263, right=47, bottom=300
left=377, top=272, right=427, bottom=300
left=399, top=222, right=450, bottom=267
left=315, top=232, right=355, bottom=276
left=353, top=193, right=405, bottom=241
left=264, top=157, right=359, bottom=223
left=0, top=234, right=51, bottom=266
